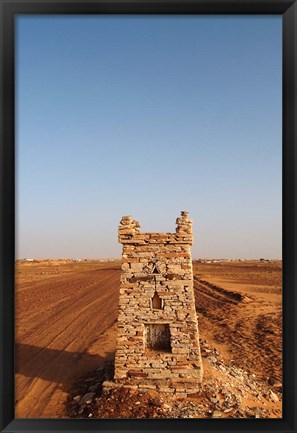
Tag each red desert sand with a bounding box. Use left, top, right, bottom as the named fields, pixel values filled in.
left=15, top=259, right=282, bottom=418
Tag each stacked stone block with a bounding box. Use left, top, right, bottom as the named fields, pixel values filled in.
left=103, top=211, right=203, bottom=397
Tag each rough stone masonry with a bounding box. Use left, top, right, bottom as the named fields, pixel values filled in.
left=103, top=211, right=203, bottom=397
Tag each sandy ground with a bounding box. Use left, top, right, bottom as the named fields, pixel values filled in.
left=15, top=259, right=282, bottom=418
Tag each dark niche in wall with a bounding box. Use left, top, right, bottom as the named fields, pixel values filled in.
left=145, top=324, right=171, bottom=353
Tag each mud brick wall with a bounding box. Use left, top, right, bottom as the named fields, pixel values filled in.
left=105, top=211, right=203, bottom=397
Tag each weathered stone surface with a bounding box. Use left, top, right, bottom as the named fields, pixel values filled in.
left=104, top=211, right=203, bottom=396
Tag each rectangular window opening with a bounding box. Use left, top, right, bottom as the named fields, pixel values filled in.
left=145, top=324, right=171, bottom=353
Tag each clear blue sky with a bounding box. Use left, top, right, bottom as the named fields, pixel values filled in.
left=15, top=15, right=282, bottom=259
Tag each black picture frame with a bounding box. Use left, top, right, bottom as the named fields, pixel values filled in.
left=0, top=1, right=296, bottom=432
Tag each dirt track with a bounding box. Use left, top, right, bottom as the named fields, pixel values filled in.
left=15, top=261, right=120, bottom=417
left=15, top=259, right=282, bottom=418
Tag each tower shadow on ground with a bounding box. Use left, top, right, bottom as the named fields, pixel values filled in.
left=15, top=342, right=115, bottom=392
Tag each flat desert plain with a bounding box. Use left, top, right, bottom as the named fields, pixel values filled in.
left=15, top=259, right=282, bottom=418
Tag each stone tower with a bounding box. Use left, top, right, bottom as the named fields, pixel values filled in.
left=104, top=211, right=203, bottom=397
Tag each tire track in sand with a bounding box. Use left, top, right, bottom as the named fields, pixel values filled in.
left=15, top=264, right=121, bottom=418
